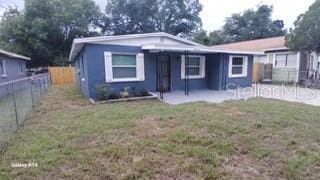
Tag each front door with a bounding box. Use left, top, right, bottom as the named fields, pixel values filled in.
left=157, top=55, right=171, bottom=92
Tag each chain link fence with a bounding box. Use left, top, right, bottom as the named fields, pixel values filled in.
left=0, top=73, right=51, bottom=151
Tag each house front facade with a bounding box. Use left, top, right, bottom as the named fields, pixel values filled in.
left=69, top=33, right=259, bottom=99
left=213, top=36, right=320, bottom=83
left=0, top=49, right=30, bottom=84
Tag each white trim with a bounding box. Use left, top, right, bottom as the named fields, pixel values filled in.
left=181, top=55, right=206, bottom=79
left=0, top=60, right=7, bottom=77
left=142, top=44, right=264, bottom=55
left=228, top=56, right=248, bottom=78
left=69, top=32, right=203, bottom=61
left=104, top=52, right=145, bottom=83
left=0, top=49, right=30, bottom=61
left=69, top=32, right=264, bottom=61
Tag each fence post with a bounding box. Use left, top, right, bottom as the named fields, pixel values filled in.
left=11, top=82, right=19, bottom=129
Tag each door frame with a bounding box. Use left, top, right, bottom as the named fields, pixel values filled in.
left=156, top=54, right=172, bottom=92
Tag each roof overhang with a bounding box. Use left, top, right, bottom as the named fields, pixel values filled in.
left=0, top=49, right=30, bottom=61
left=141, top=44, right=264, bottom=55
left=68, top=32, right=204, bottom=61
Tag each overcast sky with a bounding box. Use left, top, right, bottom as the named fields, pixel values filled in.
left=0, top=0, right=315, bottom=31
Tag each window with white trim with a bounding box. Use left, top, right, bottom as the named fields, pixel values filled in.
left=112, top=54, right=137, bottom=79
left=19, top=61, right=23, bottom=74
left=274, top=53, right=297, bottom=68
left=104, top=52, right=145, bottom=82
left=181, top=55, right=205, bottom=79
left=229, top=56, right=248, bottom=78
left=0, top=60, right=7, bottom=77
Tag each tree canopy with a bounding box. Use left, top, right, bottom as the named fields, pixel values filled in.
left=0, top=0, right=101, bottom=66
left=286, top=0, right=320, bottom=53
left=99, top=0, right=202, bottom=36
left=193, top=4, right=286, bottom=46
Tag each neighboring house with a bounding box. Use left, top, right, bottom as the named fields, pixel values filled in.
left=213, top=36, right=320, bottom=83
left=0, top=49, right=30, bottom=84
left=69, top=32, right=260, bottom=99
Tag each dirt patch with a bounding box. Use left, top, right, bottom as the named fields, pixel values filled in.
left=134, top=116, right=165, bottom=137
left=221, top=153, right=272, bottom=179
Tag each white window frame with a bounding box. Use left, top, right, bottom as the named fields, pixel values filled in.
left=19, top=61, right=24, bottom=75
left=104, top=52, right=145, bottom=82
left=273, top=53, right=297, bottom=68
left=181, top=55, right=206, bottom=79
left=0, top=60, right=7, bottom=77
left=228, top=56, right=248, bottom=78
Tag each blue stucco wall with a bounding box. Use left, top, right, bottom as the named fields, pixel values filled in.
left=0, top=55, right=27, bottom=84
left=207, top=54, right=223, bottom=90
left=74, top=43, right=253, bottom=99
left=171, top=54, right=208, bottom=90
left=84, top=44, right=157, bottom=98
left=222, top=54, right=253, bottom=90
left=74, top=47, right=90, bottom=98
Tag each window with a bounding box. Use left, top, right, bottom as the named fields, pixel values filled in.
left=181, top=55, right=205, bottom=79
left=19, top=62, right=24, bottom=74
left=112, top=54, right=137, bottom=79
left=274, top=53, right=297, bottom=68
left=104, top=52, right=145, bottom=82
left=0, top=60, right=7, bottom=77
left=80, top=55, right=85, bottom=77
left=228, top=56, right=248, bottom=78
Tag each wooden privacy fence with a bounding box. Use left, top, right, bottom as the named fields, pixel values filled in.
left=49, top=67, right=76, bottom=85
left=252, top=63, right=261, bottom=83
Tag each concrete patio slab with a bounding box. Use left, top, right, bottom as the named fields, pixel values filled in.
left=155, top=90, right=245, bottom=105
left=155, top=84, right=320, bottom=106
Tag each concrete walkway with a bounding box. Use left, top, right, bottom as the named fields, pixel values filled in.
left=156, top=84, right=320, bottom=106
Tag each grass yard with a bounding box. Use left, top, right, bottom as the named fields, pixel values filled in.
left=0, top=86, right=320, bottom=179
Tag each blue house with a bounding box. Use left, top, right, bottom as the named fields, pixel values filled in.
left=69, top=33, right=260, bottom=99
left=0, top=49, right=30, bottom=84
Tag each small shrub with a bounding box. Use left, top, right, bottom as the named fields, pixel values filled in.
left=95, top=83, right=110, bottom=100
left=120, top=87, right=130, bottom=98
left=139, top=88, right=150, bottom=97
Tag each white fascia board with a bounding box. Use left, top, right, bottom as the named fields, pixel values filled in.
left=263, top=47, right=290, bottom=52
left=0, top=49, right=31, bottom=61
left=142, top=44, right=264, bottom=55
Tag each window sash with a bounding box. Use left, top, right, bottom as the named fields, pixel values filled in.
left=229, top=56, right=247, bottom=77
left=0, top=60, right=6, bottom=76
left=186, top=57, right=201, bottom=76
left=112, top=54, right=137, bottom=79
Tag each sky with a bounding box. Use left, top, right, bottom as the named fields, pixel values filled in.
left=0, top=0, right=316, bottom=31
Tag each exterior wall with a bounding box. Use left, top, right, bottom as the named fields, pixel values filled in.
left=207, top=54, right=223, bottom=90
left=76, top=44, right=254, bottom=99
left=170, top=54, right=209, bottom=91
left=0, top=56, right=27, bottom=84
left=74, top=48, right=90, bottom=98
left=223, top=54, right=254, bottom=90
left=84, top=44, right=157, bottom=98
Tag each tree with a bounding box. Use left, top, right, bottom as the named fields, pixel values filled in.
left=193, top=29, right=224, bottom=46
left=0, top=0, right=101, bottom=66
left=286, top=0, right=320, bottom=52
left=100, top=0, right=202, bottom=36
left=222, top=5, right=285, bottom=43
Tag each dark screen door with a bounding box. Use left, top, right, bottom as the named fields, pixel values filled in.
left=157, top=55, right=171, bottom=92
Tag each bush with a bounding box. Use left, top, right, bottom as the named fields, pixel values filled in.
left=120, top=87, right=130, bottom=98
left=139, top=88, right=150, bottom=97
left=95, top=83, right=110, bottom=100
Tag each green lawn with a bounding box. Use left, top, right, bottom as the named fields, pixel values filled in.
left=0, top=86, right=320, bottom=179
